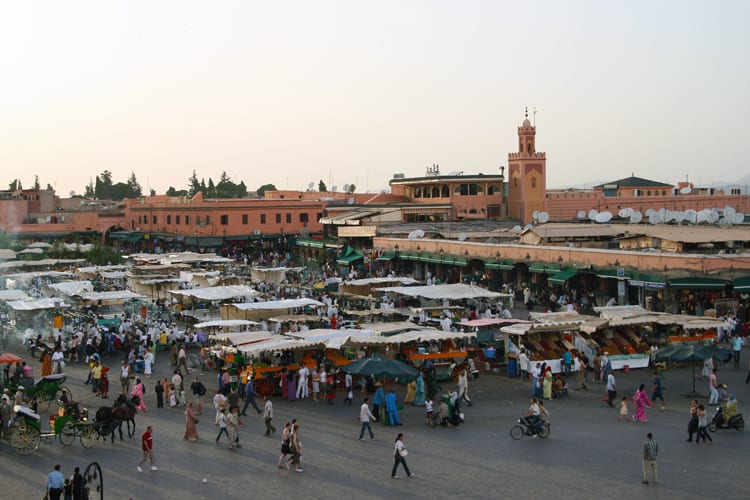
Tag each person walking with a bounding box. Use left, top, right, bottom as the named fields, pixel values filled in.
left=391, top=432, right=414, bottom=479
left=190, top=377, right=206, bottom=414
left=278, top=422, right=292, bottom=468
left=708, top=369, right=719, bottom=405
left=385, top=389, right=401, bottom=426
left=289, top=422, right=303, bottom=472
left=183, top=402, right=200, bottom=441
left=732, top=334, right=742, bottom=367
left=606, top=371, right=617, bottom=407
left=577, top=355, right=589, bottom=390
left=241, top=378, right=262, bottom=416
left=46, top=464, right=65, bottom=500
left=137, top=425, right=158, bottom=472
left=687, top=399, right=699, bottom=443
left=263, top=395, right=276, bottom=436
left=642, top=432, right=658, bottom=485
left=359, top=397, right=376, bottom=441
left=631, top=384, right=651, bottom=422
left=178, top=345, right=190, bottom=374
left=696, top=404, right=712, bottom=444
left=651, top=372, right=666, bottom=410
left=215, top=408, right=230, bottom=445
left=119, top=360, right=132, bottom=395
left=71, top=466, right=84, bottom=500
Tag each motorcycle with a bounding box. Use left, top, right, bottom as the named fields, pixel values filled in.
left=510, top=416, right=550, bottom=440
left=709, top=407, right=744, bottom=432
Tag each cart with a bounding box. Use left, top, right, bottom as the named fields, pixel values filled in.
left=7, top=402, right=96, bottom=455
left=14, top=373, right=72, bottom=413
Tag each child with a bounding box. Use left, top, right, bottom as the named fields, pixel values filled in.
left=425, top=397, right=434, bottom=425
left=63, top=478, right=72, bottom=500
left=154, top=380, right=164, bottom=408
left=619, top=396, right=629, bottom=421
left=169, top=384, right=178, bottom=407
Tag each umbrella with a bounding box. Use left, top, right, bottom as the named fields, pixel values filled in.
left=0, top=353, right=23, bottom=364
left=342, top=354, right=419, bottom=382
left=654, top=344, right=732, bottom=397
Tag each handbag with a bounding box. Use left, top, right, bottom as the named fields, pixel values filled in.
left=399, top=449, right=408, bottom=458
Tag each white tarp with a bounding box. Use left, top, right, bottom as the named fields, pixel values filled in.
left=78, top=291, right=145, bottom=302
left=47, top=281, right=93, bottom=296
left=0, top=249, right=17, bottom=260
left=373, top=283, right=504, bottom=301
left=98, top=271, right=128, bottom=279
left=18, top=248, right=44, bottom=255
left=169, top=286, right=259, bottom=301
left=358, top=321, right=435, bottom=336
left=344, top=277, right=420, bottom=286
left=7, top=298, right=69, bottom=311
left=194, top=320, right=257, bottom=329
left=211, top=332, right=272, bottom=346
left=0, top=290, right=30, bottom=301
left=347, top=329, right=476, bottom=346
left=237, top=338, right=325, bottom=356
left=230, top=299, right=324, bottom=311
left=284, top=328, right=376, bottom=349
left=594, top=305, right=657, bottom=320
left=63, top=243, right=94, bottom=252
left=77, top=265, right=130, bottom=274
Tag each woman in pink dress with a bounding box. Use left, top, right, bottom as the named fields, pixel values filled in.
left=631, top=384, right=651, bottom=422
left=184, top=402, right=200, bottom=440
left=131, top=377, right=148, bottom=412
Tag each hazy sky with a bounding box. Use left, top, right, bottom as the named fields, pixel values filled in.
left=1, top=1, right=748, bottom=196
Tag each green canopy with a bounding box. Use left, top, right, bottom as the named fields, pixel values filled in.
left=337, top=246, right=364, bottom=265
left=376, top=251, right=396, bottom=261
left=548, top=269, right=577, bottom=285
left=732, top=275, right=750, bottom=292
left=668, top=277, right=727, bottom=290
left=485, top=259, right=515, bottom=270
left=528, top=262, right=561, bottom=274
left=341, top=354, right=418, bottom=381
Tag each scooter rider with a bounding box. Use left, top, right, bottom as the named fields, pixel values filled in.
left=722, top=394, right=739, bottom=426
left=523, top=397, right=541, bottom=433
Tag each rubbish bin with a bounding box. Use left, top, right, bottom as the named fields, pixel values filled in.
left=507, top=359, right=518, bottom=378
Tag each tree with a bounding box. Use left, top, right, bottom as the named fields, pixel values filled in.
left=166, top=186, right=188, bottom=196
left=207, top=178, right=216, bottom=198
left=33, top=175, right=40, bottom=189
left=318, top=180, right=327, bottom=192
left=126, top=172, right=142, bottom=198
left=347, top=184, right=356, bottom=194
left=256, top=183, right=277, bottom=197
left=188, top=170, right=201, bottom=197
left=237, top=180, right=248, bottom=198
left=84, top=180, right=95, bottom=199
left=149, top=188, right=156, bottom=197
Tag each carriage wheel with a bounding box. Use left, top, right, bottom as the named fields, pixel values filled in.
left=59, top=422, right=76, bottom=447
left=80, top=425, right=98, bottom=448
left=255, top=378, right=275, bottom=399
left=34, top=392, right=51, bottom=413
left=83, top=461, right=104, bottom=500
left=10, top=424, right=41, bottom=455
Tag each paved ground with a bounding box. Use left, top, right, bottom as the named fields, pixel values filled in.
left=2, top=339, right=749, bottom=500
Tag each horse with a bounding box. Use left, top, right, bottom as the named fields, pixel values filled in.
left=94, top=406, right=122, bottom=443
left=113, top=393, right=137, bottom=438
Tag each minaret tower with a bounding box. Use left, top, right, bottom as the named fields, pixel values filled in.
left=507, top=108, right=547, bottom=224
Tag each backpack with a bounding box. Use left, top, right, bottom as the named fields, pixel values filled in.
left=198, top=382, right=206, bottom=396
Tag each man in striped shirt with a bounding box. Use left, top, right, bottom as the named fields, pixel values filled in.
left=642, top=432, right=658, bottom=484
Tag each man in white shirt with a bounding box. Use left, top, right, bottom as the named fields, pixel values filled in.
left=440, top=315, right=453, bottom=332
left=518, top=350, right=530, bottom=379
left=296, top=366, right=309, bottom=399
left=358, top=397, right=376, bottom=440
left=523, top=398, right=541, bottom=431
left=51, top=347, right=65, bottom=374
left=606, top=372, right=617, bottom=407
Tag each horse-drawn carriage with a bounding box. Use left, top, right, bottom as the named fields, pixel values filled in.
left=10, top=373, right=72, bottom=413
left=7, top=400, right=97, bottom=455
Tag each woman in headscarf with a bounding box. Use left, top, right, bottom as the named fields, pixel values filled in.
left=404, top=379, right=416, bottom=404
left=41, top=349, right=52, bottom=377
left=131, top=377, right=148, bottom=412
left=631, top=383, right=651, bottom=422
left=184, top=402, right=200, bottom=440
left=542, top=365, right=553, bottom=400
left=413, top=372, right=426, bottom=406
left=287, top=370, right=297, bottom=402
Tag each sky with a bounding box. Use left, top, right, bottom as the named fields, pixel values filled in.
left=1, top=0, right=748, bottom=197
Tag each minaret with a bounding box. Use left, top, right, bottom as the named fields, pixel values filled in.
left=507, top=108, right=547, bottom=224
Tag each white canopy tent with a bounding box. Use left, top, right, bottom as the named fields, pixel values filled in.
left=169, top=285, right=259, bottom=301
left=46, top=281, right=93, bottom=297
left=0, top=290, right=30, bottom=301
left=194, top=319, right=257, bottom=330
left=237, top=338, right=326, bottom=357
left=77, top=291, right=146, bottom=302
left=7, top=298, right=70, bottom=311
left=373, top=283, right=506, bottom=301
left=230, top=299, right=324, bottom=311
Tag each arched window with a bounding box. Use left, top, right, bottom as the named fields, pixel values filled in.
left=441, top=185, right=450, bottom=198
left=414, top=187, right=421, bottom=198
left=423, top=186, right=430, bottom=198
left=527, top=142, right=532, bottom=153
left=514, top=178, right=518, bottom=188
left=432, top=186, right=440, bottom=198
left=647, top=190, right=651, bottom=196
left=531, top=177, right=536, bottom=188
left=662, top=190, right=666, bottom=196
left=488, top=184, right=500, bottom=195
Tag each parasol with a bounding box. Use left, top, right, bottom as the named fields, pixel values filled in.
left=654, top=344, right=732, bottom=397
left=0, top=353, right=23, bottom=364
left=341, top=354, right=418, bottom=382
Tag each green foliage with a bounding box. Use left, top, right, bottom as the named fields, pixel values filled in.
left=46, top=241, right=124, bottom=265
left=347, top=184, right=356, bottom=193
left=256, top=183, right=277, bottom=197
left=166, top=186, right=188, bottom=197
left=90, top=170, right=142, bottom=200
left=318, top=180, right=327, bottom=192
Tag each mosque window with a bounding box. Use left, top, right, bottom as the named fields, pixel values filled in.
left=432, top=186, right=440, bottom=198
left=531, top=178, right=537, bottom=188
left=442, top=185, right=450, bottom=197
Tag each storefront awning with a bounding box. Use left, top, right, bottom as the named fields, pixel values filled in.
left=732, top=275, right=750, bottom=292
left=485, top=259, right=515, bottom=271
left=596, top=268, right=632, bottom=280
left=295, top=239, right=324, bottom=248
left=336, top=247, right=364, bottom=265
left=376, top=251, right=396, bottom=261
left=548, top=269, right=577, bottom=285
left=668, top=277, right=728, bottom=290
left=528, top=262, right=561, bottom=274
left=628, top=272, right=666, bottom=289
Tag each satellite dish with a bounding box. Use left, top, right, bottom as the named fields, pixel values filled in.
left=696, top=210, right=708, bottom=224
left=457, top=233, right=467, bottom=241
left=663, top=210, right=675, bottom=223
left=595, top=212, right=612, bottom=223
left=629, top=211, right=643, bottom=224
left=407, top=230, right=425, bottom=240
left=588, top=209, right=598, bottom=220
left=308, top=182, right=314, bottom=190
left=708, top=209, right=720, bottom=224
left=512, top=225, right=522, bottom=231
left=648, top=213, right=659, bottom=225
left=735, top=213, right=745, bottom=224
left=348, top=197, right=355, bottom=204
left=577, top=210, right=587, bottom=219
left=618, top=208, right=633, bottom=218
left=331, top=185, right=338, bottom=192
left=538, top=212, right=550, bottom=224
left=680, top=186, right=692, bottom=195
left=532, top=210, right=540, bottom=220
left=724, top=206, right=736, bottom=219
left=343, top=183, right=350, bottom=192
left=674, top=211, right=685, bottom=224
left=645, top=208, right=656, bottom=217
left=69, top=191, right=76, bottom=197
left=658, top=208, right=666, bottom=220
left=523, top=224, right=533, bottom=231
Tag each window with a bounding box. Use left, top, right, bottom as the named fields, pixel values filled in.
left=414, top=187, right=422, bottom=198
left=185, top=215, right=191, bottom=225
left=286, top=213, right=292, bottom=223
left=137, top=215, right=142, bottom=224
left=260, top=214, right=266, bottom=224
left=152, top=215, right=157, bottom=224
left=205, top=215, right=210, bottom=224
left=441, top=185, right=450, bottom=197
left=316, top=212, right=323, bottom=221
left=431, top=186, right=440, bottom=198
left=196, top=216, right=201, bottom=225
left=299, top=213, right=309, bottom=223
left=220, top=215, right=229, bottom=225
left=242, top=214, right=248, bottom=225
left=275, top=213, right=281, bottom=224
left=647, top=190, right=651, bottom=196
left=166, top=215, right=171, bottom=225
left=423, top=187, right=430, bottom=198
left=176, top=215, right=181, bottom=225
left=488, top=184, right=500, bottom=195
left=531, top=178, right=536, bottom=188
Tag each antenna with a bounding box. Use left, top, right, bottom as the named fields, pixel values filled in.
left=533, top=107, right=537, bottom=127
